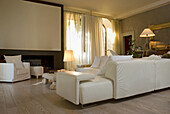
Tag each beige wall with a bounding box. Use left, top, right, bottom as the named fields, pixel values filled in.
left=0, top=0, right=61, bottom=51
left=121, top=4, right=170, bottom=48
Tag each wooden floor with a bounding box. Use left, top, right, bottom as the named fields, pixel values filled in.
left=0, top=78, right=170, bottom=114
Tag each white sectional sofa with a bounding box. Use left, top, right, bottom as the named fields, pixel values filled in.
left=56, top=58, right=170, bottom=105
left=155, top=59, right=170, bottom=90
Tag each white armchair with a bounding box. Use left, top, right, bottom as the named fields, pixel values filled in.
left=0, top=62, right=30, bottom=82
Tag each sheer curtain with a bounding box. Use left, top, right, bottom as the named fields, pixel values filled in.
left=111, top=20, right=122, bottom=54
left=64, top=12, right=82, bottom=69
left=84, top=15, right=105, bottom=62
left=91, top=16, right=105, bottom=60
left=64, top=12, right=105, bottom=69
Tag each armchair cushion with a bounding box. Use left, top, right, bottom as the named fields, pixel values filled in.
left=4, top=55, right=24, bottom=69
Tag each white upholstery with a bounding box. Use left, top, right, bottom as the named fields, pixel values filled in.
left=99, top=56, right=109, bottom=68
left=155, top=59, right=170, bottom=90
left=30, top=66, right=44, bottom=79
left=57, top=58, right=170, bottom=105
left=80, top=76, right=113, bottom=104
left=17, top=68, right=29, bottom=75
left=76, top=67, right=99, bottom=74
left=76, top=56, right=109, bottom=74
left=110, top=55, right=132, bottom=61
left=56, top=71, right=95, bottom=105
left=91, top=56, right=100, bottom=68
left=4, top=55, right=24, bottom=69
left=105, top=59, right=155, bottom=99
left=0, top=62, right=30, bottom=82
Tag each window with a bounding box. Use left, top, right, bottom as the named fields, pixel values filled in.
left=102, top=18, right=115, bottom=55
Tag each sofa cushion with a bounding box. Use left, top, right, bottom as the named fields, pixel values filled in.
left=77, top=67, right=99, bottom=74
left=4, top=55, right=22, bottom=61
left=4, top=55, right=24, bottom=69
left=110, top=55, right=132, bottom=61
left=79, top=76, right=113, bottom=104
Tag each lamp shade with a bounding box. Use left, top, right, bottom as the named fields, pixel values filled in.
left=140, top=28, right=155, bottom=37
left=63, top=50, right=75, bottom=62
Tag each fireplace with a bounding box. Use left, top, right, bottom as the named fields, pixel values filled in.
left=22, top=55, right=54, bottom=72
left=0, top=49, right=64, bottom=73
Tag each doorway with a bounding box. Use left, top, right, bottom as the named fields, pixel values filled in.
left=124, top=35, right=132, bottom=55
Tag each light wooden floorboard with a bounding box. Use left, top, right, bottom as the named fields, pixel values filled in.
left=0, top=78, right=170, bottom=114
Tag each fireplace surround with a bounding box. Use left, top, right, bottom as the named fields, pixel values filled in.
left=0, top=49, right=64, bottom=73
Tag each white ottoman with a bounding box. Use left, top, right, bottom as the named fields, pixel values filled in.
left=30, top=66, right=44, bottom=79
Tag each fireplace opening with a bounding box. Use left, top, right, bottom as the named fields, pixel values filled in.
left=22, top=55, right=54, bottom=73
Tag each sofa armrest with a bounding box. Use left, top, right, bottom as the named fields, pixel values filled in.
left=106, top=60, right=155, bottom=99
left=0, top=63, right=15, bottom=81
left=77, top=64, right=92, bottom=68
left=23, top=62, right=30, bottom=69
left=56, top=71, right=95, bottom=105
left=23, top=62, right=30, bottom=76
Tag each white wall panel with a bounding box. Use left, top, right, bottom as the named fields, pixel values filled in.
left=0, top=0, right=61, bottom=51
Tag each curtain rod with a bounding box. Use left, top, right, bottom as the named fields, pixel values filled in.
left=64, top=9, right=115, bottom=20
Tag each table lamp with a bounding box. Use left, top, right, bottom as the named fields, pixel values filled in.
left=63, top=50, right=75, bottom=70
left=140, top=28, right=155, bottom=57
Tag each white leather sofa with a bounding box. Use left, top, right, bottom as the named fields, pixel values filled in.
left=56, top=58, right=170, bottom=105
left=0, top=62, right=30, bottom=82
left=155, top=59, right=170, bottom=90
left=56, top=71, right=113, bottom=105
left=76, top=64, right=100, bottom=74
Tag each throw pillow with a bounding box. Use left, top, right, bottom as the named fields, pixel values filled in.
left=110, top=55, right=132, bottom=61
left=97, top=56, right=111, bottom=76
left=91, top=56, right=100, bottom=68
left=148, top=54, right=161, bottom=60
left=110, top=50, right=118, bottom=56
left=4, top=55, right=24, bottom=68
left=99, top=56, right=109, bottom=68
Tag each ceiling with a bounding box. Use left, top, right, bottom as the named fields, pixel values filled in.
left=47, top=0, right=170, bottom=19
